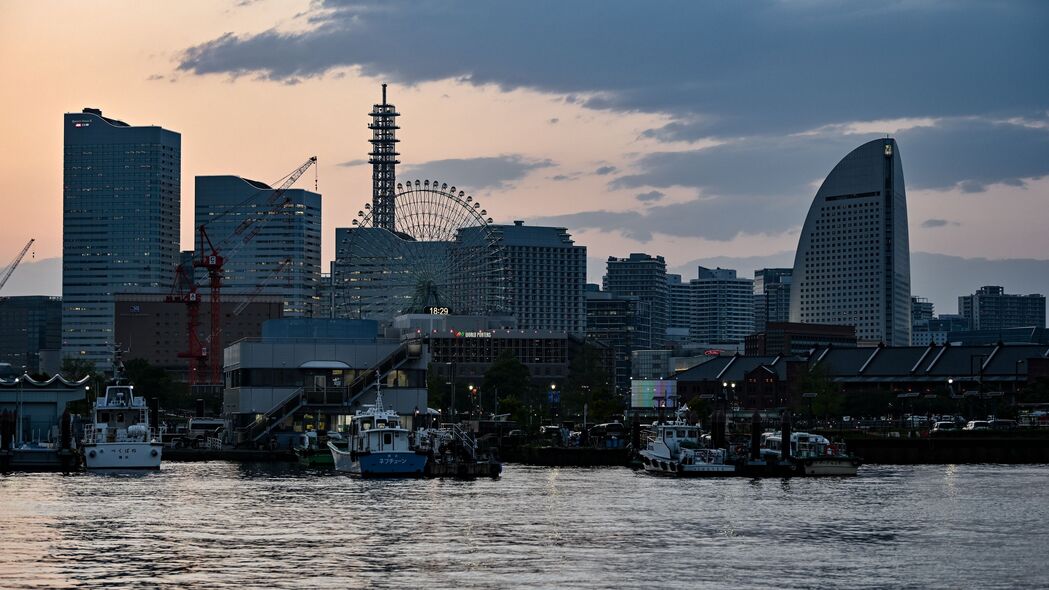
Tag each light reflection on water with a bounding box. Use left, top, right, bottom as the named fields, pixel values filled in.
left=2, top=463, right=1048, bottom=589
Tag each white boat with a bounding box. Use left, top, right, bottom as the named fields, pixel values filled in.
left=82, top=382, right=162, bottom=470
left=759, top=431, right=861, bottom=476
left=327, top=391, right=426, bottom=478
left=639, top=421, right=735, bottom=476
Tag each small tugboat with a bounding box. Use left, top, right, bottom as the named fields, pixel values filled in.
left=327, top=391, right=427, bottom=478
left=639, top=419, right=735, bottom=476
left=415, top=423, right=502, bottom=479
left=759, top=431, right=861, bottom=476
left=82, top=364, right=163, bottom=471
left=294, top=431, right=335, bottom=467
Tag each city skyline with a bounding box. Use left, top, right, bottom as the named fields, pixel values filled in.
left=1, top=1, right=1048, bottom=317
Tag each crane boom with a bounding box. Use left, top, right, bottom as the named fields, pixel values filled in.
left=185, top=156, right=317, bottom=385
left=0, top=238, right=35, bottom=292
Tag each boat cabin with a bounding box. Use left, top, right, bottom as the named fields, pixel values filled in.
left=760, top=431, right=833, bottom=459
left=90, top=385, right=151, bottom=443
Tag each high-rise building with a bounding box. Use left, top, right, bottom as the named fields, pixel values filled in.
left=62, top=108, right=180, bottom=371
left=910, top=296, right=934, bottom=345
left=584, top=285, right=638, bottom=393
left=0, top=296, right=62, bottom=374
left=603, top=253, right=668, bottom=350
left=494, top=221, right=586, bottom=334
left=754, top=268, right=792, bottom=333
left=667, top=267, right=754, bottom=346
left=789, top=138, right=911, bottom=346
left=691, top=267, right=754, bottom=345
left=194, top=175, right=322, bottom=317
left=959, top=286, right=1046, bottom=332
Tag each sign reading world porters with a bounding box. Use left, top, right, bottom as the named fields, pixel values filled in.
left=631, top=380, right=677, bottom=409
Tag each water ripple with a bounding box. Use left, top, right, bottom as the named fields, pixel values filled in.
left=2, top=464, right=1048, bottom=589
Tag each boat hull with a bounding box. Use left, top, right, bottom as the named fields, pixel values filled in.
left=329, top=444, right=426, bottom=477
left=795, top=458, right=861, bottom=476
left=639, top=451, right=735, bottom=477
left=83, top=442, right=162, bottom=470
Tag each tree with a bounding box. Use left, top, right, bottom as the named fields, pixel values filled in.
left=483, top=351, right=534, bottom=428
left=61, top=357, right=99, bottom=381
left=482, top=350, right=531, bottom=401
left=124, top=358, right=191, bottom=411
left=563, top=344, right=621, bottom=423
left=795, top=364, right=842, bottom=421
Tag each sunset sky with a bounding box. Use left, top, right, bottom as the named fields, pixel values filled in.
left=1, top=1, right=1047, bottom=312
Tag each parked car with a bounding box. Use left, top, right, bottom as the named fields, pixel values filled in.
left=963, top=420, right=992, bottom=431
left=932, top=421, right=959, bottom=433
left=989, top=419, right=1018, bottom=431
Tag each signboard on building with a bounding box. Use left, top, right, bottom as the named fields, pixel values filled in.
left=631, top=379, right=677, bottom=409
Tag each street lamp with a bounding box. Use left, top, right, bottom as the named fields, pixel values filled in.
left=15, top=377, right=22, bottom=446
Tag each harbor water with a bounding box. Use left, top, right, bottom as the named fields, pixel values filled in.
left=2, top=463, right=1048, bottom=589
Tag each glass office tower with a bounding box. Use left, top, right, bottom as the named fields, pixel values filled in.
left=62, top=108, right=180, bottom=372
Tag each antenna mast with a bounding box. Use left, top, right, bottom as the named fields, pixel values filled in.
left=368, top=83, right=400, bottom=231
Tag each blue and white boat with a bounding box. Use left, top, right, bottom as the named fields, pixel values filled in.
left=328, top=390, right=427, bottom=478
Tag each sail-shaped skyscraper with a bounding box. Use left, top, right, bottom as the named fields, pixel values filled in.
left=789, top=138, right=911, bottom=346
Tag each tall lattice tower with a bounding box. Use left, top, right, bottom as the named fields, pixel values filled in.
left=368, top=83, right=400, bottom=230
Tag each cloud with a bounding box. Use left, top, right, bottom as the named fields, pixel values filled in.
left=401, top=155, right=554, bottom=190
left=337, top=159, right=368, bottom=168
left=921, top=218, right=960, bottom=228
left=595, top=165, right=617, bottom=176
left=177, top=1, right=1049, bottom=137
left=610, top=118, right=1049, bottom=237
left=636, top=190, right=664, bottom=202
left=146, top=74, right=165, bottom=81
left=548, top=117, right=559, bottom=125
left=529, top=192, right=796, bottom=242
left=550, top=172, right=580, bottom=182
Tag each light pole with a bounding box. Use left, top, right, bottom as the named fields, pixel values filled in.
left=445, top=361, right=455, bottom=421
left=1015, top=359, right=1025, bottom=397
left=550, top=383, right=558, bottom=423
left=15, top=376, right=23, bottom=446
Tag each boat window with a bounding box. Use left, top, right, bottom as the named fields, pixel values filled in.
left=687, top=430, right=697, bottom=438
left=665, top=431, right=674, bottom=438
left=383, top=433, right=392, bottom=445
left=117, top=413, right=125, bottom=423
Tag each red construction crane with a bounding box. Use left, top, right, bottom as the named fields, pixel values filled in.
left=0, top=238, right=35, bottom=293
left=170, top=157, right=317, bottom=386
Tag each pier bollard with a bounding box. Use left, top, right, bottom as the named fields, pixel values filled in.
left=60, top=410, right=72, bottom=450
left=1, top=410, right=10, bottom=450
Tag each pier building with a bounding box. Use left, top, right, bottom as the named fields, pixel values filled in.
left=222, top=318, right=428, bottom=448
left=0, top=374, right=89, bottom=445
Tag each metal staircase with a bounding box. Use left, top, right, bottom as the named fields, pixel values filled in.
left=241, top=340, right=422, bottom=446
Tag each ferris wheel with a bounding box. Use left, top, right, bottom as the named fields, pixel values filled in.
left=335, top=179, right=510, bottom=321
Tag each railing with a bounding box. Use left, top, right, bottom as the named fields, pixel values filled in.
left=242, top=386, right=305, bottom=444
left=240, top=340, right=422, bottom=446
left=205, top=436, right=223, bottom=450
left=449, top=423, right=477, bottom=460
left=82, top=425, right=159, bottom=444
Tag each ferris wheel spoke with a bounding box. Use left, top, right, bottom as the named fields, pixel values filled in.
left=339, top=180, right=507, bottom=320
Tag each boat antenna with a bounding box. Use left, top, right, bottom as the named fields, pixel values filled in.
left=374, top=373, right=384, bottom=412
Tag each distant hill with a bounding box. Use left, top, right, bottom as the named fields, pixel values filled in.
left=0, top=256, right=60, bottom=297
